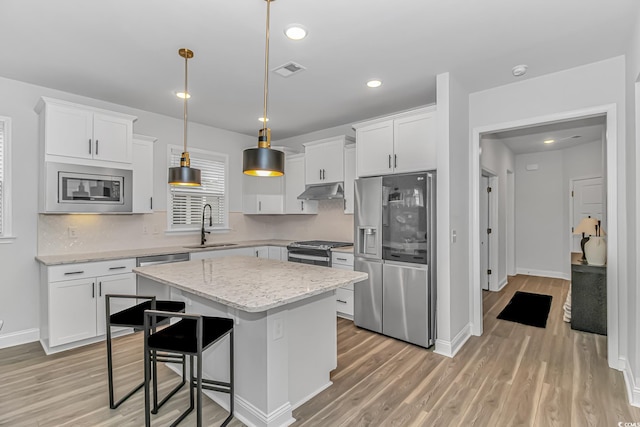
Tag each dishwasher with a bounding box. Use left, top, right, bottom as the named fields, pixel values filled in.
left=136, top=253, right=190, bottom=299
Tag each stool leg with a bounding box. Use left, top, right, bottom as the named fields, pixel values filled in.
left=151, top=349, right=158, bottom=414
left=221, top=330, right=234, bottom=427
left=197, top=352, right=203, bottom=427
left=144, top=334, right=151, bottom=426
left=106, top=322, right=116, bottom=409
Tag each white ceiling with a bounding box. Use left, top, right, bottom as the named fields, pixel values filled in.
left=0, top=0, right=637, bottom=140
left=488, top=116, right=607, bottom=155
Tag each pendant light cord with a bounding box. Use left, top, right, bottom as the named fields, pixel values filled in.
left=184, top=52, right=189, bottom=153
left=262, top=0, right=271, bottom=132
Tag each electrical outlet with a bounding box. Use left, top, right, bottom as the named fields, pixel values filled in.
left=142, top=224, right=149, bottom=235
left=68, top=226, right=78, bottom=239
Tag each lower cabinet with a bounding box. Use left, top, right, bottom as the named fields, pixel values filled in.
left=42, top=258, right=137, bottom=351
left=332, top=252, right=355, bottom=319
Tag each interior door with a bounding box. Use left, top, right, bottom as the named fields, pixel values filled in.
left=572, top=177, right=604, bottom=252
left=480, top=176, right=490, bottom=290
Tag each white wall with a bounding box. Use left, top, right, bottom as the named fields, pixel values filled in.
left=0, top=74, right=256, bottom=341
left=626, top=5, right=640, bottom=405
left=435, top=72, right=471, bottom=356
left=469, top=55, right=626, bottom=370
left=480, top=137, right=515, bottom=285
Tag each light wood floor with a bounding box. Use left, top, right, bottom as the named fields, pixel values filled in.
left=2, top=275, right=639, bottom=426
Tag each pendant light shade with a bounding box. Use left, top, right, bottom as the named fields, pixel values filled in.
left=243, top=0, right=285, bottom=177
left=169, top=48, right=201, bottom=186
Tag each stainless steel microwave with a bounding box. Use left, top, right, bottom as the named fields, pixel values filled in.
left=44, top=162, right=132, bottom=213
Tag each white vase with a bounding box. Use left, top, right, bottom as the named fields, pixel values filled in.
left=585, top=236, right=606, bottom=266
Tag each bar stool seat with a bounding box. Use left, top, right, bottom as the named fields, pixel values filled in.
left=144, top=311, right=234, bottom=427
left=106, top=295, right=187, bottom=411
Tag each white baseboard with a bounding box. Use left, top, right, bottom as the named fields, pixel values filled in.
left=622, top=357, right=640, bottom=407
left=516, top=268, right=570, bottom=281
left=0, top=328, right=39, bottom=349
left=434, top=323, right=471, bottom=358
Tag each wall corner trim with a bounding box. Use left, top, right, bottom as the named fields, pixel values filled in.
left=434, top=323, right=472, bottom=358
left=622, top=357, right=640, bottom=407
left=0, top=328, right=39, bottom=350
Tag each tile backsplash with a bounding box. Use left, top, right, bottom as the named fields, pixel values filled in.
left=37, top=200, right=353, bottom=255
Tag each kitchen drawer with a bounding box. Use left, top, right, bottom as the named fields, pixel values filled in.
left=332, top=252, right=354, bottom=267
left=48, top=258, right=136, bottom=282
left=336, top=287, right=354, bottom=317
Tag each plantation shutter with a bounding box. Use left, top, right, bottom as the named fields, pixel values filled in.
left=168, top=147, right=227, bottom=230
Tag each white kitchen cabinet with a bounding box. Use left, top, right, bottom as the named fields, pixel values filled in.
left=285, top=154, right=318, bottom=214
left=354, top=106, right=437, bottom=177
left=41, top=258, right=137, bottom=352
left=343, top=144, right=356, bottom=214
left=254, top=246, right=269, bottom=258
left=331, top=251, right=355, bottom=319
left=268, top=246, right=284, bottom=260
left=132, top=135, right=155, bottom=213
left=243, top=194, right=284, bottom=214
left=35, top=97, right=136, bottom=168
left=304, top=136, right=353, bottom=185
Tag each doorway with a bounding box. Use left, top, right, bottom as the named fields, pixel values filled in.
left=480, top=170, right=498, bottom=291
left=570, top=176, right=605, bottom=252
left=470, top=104, right=618, bottom=369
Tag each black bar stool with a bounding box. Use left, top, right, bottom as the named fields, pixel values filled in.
left=105, top=294, right=187, bottom=411
left=143, top=310, right=234, bottom=427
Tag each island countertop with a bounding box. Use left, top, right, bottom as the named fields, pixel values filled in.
left=133, top=255, right=368, bottom=313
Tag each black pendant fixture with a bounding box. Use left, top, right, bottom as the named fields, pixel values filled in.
left=168, top=48, right=201, bottom=186
left=243, top=0, right=284, bottom=177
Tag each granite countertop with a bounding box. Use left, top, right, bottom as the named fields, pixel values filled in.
left=133, top=256, right=368, bottom=312
left=35, top=239, right=295, bottom=266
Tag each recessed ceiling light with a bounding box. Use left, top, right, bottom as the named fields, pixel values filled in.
left=176, top=92, right=191, bottom=99
left=367, top=80, right=382, bottom=88
left=285, top=25, right=307, bottom=40
left=543, top=139, right=555, bottom=144
left=258, top=117, right=269, bottom=122
left=512, top=64, right=528, bottom=77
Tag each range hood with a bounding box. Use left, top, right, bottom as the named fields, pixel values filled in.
left=298, top=182, right=344, bottom=200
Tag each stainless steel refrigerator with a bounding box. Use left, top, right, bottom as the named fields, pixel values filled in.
left=353, top=171, right=436, bottom=348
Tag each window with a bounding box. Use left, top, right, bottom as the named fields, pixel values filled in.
left=167, top=145, right=229, bottom=231
left=0, top=117, right=12, bottom=241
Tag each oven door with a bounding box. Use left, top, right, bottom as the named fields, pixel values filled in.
left=287, top=248, right=331, bottom=267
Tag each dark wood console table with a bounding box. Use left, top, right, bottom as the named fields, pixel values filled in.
left=571, top=252, right=607, bottom=335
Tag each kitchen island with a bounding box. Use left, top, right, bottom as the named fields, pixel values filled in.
left=133, top=256, right=367, bottom=427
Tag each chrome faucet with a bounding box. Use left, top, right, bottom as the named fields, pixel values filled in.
left=201, top=203, right=212, bottom=246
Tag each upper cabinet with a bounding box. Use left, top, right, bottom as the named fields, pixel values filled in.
left=36, top=97, right=136, bottom=168
left=132, top=134, right=155, bottom=214
left=285, top=154, right=318, bottom=214
left=304, top=136, right=353, bottom=185
left=243, top=148, right=286, bottom=215
left=354, top=106, right=437, bottom=177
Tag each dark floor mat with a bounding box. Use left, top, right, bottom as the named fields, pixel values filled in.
left=497, top=291, right=552, bottom=328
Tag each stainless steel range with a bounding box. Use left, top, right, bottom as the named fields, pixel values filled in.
left=287, top=240, right=353, bottom=267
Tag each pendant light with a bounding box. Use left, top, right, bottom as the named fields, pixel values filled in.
left=168, top=48, right=201, bottom=186
left=243, top=0, right=285, bottom=177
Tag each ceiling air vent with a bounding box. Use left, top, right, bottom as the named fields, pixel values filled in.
left=273, top=61, right=306, bottom=78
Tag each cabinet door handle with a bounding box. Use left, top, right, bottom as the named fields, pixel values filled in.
left=259, top=201, right=262, bottom=211
left=150, top=197, right=153, bottom=210
left=301, top=201, right=304, bottom=211
left=337, top=299, right=347, bottom=304
left=99, top=281, right=102, bottom=297
left=388, top=154, right=392, bottom=169
left=337, top=257, right=348, bottom=261
left=92, top=282, right=96, bottom=298
left=89, top=139, right=92, bottom=155
left=319, top=169, right=322, bottom=180
left=323, top=169, right=326, bottom=180
left=95, top=140, right=99, bottom=155
left=256, top=250, right=259, bottom=257
left=394, top=154, right=397, bottom=168
left=108, top=266, right=126, bottom=270
left=64, top=271, right=85, bottom=276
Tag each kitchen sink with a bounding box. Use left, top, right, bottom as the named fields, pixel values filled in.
left=183, top=243, right=239, bottom=249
